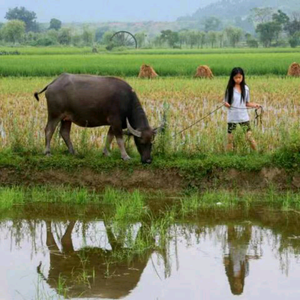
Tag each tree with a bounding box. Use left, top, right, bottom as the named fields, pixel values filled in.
left=225, top=27, right=243, bottom=47
left=186, top=31, right=197, bottom=49
left=47, top=29, right=59, bottom=42
left=178, top=30, right=188, bottom=48
left=102, top=31, right=115, bottom=45
left=250, top=7, right=274, bottom=24
left=2, top=20, right=25, bottom=43
left=195, top=31, right=206, bottom=48
left=95, top=26, right=109, bottom=43
left=204, top=17, right=222, bottom=32
left=256, top=22, right=281, bottom=47
left=289, top=31, right=300, bottom=48
left=82, top=26, right=93, bottom=45
left=160, top=30, right=179, bottom=48
left=216, top=31, right=224, bottom=48
left=58, top=28, right=71, bottom=45
left=5, top=7, right=38, bottom=32
left=272, top=10, right=289, bottom=26
left=135, top=32, right=147, bottom=48
left=207, top=31, right=217, bottom=48
left=49, top=18, right=61, bottom=31
left=285, top=20, right=300, bottom=36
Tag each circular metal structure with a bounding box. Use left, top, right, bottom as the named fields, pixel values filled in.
left=110, top=31, right=137, bottom=49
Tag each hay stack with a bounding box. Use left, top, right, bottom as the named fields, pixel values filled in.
left=194, top=65, right=214, bottom=79
left=287, top=62, right=300, bottom=77
left=138, top=64, right=158, bottom=79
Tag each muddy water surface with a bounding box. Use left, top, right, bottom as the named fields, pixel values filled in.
left=1, top=205, right=300, bottom=300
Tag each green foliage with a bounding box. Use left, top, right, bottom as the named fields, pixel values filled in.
left=5, top=6, right=38, bottom=32
left=34, top=37, right=57, bottom=46
left=159, top=30, right=179, bottom=48
left=58, top=28, right=72, bottom=45
left=273, top=125, right=300, bottom=170
left=2, top=20, right=25, bottom=43
left=246, top=38, right=259, bottom=48
left=204, top=16, right=222, bottom=31
left=256, top=22, right=282, bottom=47
left=49, top=18, right=62, bottom=31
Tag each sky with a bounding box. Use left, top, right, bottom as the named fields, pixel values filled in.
left=0, top=0, right=217, bottom=23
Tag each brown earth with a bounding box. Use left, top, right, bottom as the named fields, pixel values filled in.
left=0, top=167, right=299, bottom=193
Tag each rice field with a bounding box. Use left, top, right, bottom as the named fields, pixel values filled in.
left=2, top=46, right=300, bottom=55
left=0, top=76, right=299, bottom=156
left=1, top=51, right=300, bottom=76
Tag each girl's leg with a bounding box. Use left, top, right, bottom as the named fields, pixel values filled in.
left=226, top=133, right=234, bottom=151
left=226, top=123, right=235, bottom=151
left=246, top=131, right=257, bottom=150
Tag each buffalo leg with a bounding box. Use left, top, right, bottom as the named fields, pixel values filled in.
left=103, top=127, right=114, bottom=156
left=44, top=118, right=60, bottom=155
left=61, top=221, right=76, bottom=254
left=110, top=120, right=131, bottom=160
left=60, top=120, right=75, bottom=154
left=116, top=137, right=130, bottom=160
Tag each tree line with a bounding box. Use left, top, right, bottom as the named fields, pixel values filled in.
left=0, top=6, right=300, bottom=48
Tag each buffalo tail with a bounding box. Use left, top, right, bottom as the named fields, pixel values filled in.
left=34, top=85, right=48, bottom=102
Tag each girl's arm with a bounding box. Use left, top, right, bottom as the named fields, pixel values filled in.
left=246, top=102, right=261, bottom=108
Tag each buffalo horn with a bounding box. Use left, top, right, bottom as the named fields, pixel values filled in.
left=126, top=118, right=142, bottom=138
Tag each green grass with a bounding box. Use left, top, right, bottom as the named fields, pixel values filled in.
left=0, top=186, right=300, bottom=215
left=1, top=51, right=300, bottom=76
left=2, top=46, right=300, bottom=56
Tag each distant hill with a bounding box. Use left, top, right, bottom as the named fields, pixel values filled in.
left=179, top=0, right=300, bottom=21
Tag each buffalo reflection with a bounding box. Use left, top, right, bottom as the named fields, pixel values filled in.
left=38, top=220, right=166, bottom=299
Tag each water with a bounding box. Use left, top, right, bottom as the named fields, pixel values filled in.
left=1, top=205, right=300, bottom=300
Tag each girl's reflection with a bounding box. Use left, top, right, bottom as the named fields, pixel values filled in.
left=223, top=224, right=259, bottom=295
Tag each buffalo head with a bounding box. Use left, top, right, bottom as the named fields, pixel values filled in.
left=126, top=119, right=163, bottom=164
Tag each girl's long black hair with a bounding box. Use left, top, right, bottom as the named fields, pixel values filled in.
left=225, top=67, right=246, bottom=105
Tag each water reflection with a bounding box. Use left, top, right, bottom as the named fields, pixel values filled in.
left=38, top=220, right=161, bottom=299
left=1, top=207, right=300, bottom=299
left=223, top=224, right=260, bottom=295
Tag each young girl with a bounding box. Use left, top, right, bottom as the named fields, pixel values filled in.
left=224, top=67, right=261, bottom=151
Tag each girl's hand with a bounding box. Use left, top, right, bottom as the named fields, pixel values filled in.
left=224, top=102, right=231, bottom=108
left=255, top=104, right=261, bottom=109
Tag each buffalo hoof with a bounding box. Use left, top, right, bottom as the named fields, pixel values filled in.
left=122, top=155, right=131, bottom=161
left=142, top=159, right=152, bottom=164
left=103, top=149, right=111, bottom=157
left=68, top=149, right=76, bottom=155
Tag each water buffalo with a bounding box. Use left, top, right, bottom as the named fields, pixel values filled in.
left=34, top=73, right=159, bottom=163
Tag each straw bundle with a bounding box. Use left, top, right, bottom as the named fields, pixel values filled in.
left=194, top=65, right=214, bottom=79
left=138, top=64, right=158, bottom=79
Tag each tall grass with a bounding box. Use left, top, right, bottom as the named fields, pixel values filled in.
left=0, top=76, right=298, bottom=156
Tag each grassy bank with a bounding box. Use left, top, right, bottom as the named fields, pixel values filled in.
left=0, top=147, right=298, bottom=193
